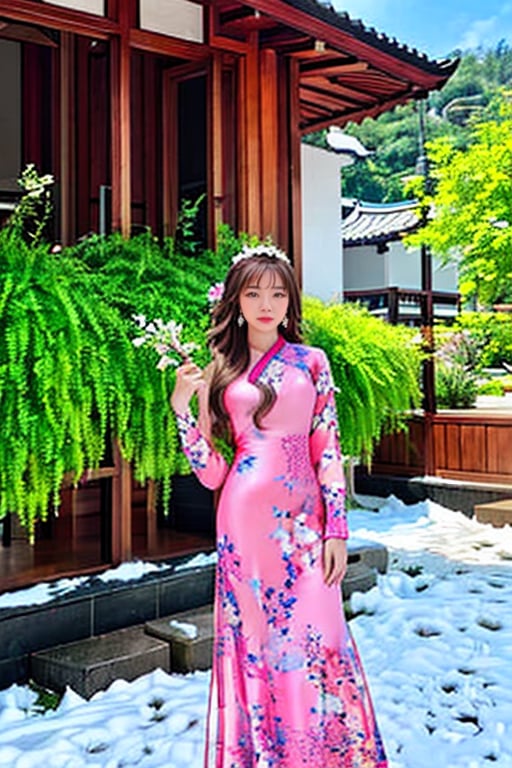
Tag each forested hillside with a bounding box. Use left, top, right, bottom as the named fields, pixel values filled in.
left=305, top=42, right=512, bottom=202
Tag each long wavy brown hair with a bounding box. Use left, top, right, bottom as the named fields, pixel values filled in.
left=208, top=252, right=302, bottom=439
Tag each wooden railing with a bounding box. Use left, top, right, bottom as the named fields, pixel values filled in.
left=343, top=287, right=460, bottom=325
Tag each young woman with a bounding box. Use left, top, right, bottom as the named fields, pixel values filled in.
left=171, top=245, right=387, bottom=768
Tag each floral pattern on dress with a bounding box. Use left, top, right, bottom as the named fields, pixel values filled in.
left=273, top=434, right=312, bottom=492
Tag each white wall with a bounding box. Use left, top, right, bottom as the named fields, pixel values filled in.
left=344, top=240, right=458, bottom=293
left=42, top=0, right=104, bottom=14
left=301, top=144, right=343, bottom=302
left=0, top=40, right=21, bottom=191
left=343, top=244, right=386, bottom=290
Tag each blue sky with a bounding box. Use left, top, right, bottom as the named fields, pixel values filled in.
left=336, top=1, right=512, bottom=59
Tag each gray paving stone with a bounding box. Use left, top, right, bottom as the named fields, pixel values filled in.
left=348, top=538, right=388, bottom=574
left=146, top=605, right=213, bottom=673
left=31, top=625, right=170, bottom=699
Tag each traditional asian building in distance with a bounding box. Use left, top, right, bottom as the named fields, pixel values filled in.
left=342, top=199, right=459, bottom=325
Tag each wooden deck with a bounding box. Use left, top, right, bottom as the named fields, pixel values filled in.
left=1, top=477, right=214, bottom=593
left=1, top=527, right=213, bottom=593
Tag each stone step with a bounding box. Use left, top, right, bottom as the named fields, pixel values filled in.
left=31, top=625, right=170, bottom=699
left=342, top=539, right=388, bottom=599
left=145, top=605, right=213, bottom=673
left=30, top=543, right=387, bottom=694
left=474, top=498, right=512, bottom=527
left=348, top=538, right=388, bottom=574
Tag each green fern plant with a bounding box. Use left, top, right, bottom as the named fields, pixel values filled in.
left=66, top=230, right=233, bottom=503
left=302, top=298, right=423, bottom=461
left=0, top=229, right=140, bottom=540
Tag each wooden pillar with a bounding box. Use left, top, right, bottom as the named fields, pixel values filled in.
left=260, top=49, right=278, bottom=241
left=288, top=58, right=302, bottom=287
left=245, top=32, right=261, bottom=235
left=237, top=56, right=248, bottom=234
left=210, top=52, right=224, bottom=247
left=277, top=56, right=290, bottom=255
left=111, top=441, right=132, bottom=563
left=162, top=72, right=178, bottom=237
left=110, top=3, right=131, bottom=236
left=59, top=32, right=76, bottom=245
left=146, top=479, right=158, bottom=553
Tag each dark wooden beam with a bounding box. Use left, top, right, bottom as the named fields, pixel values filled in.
left=289, top=57, right=302, bottom=286
left=260, top=47, right=278, bottom=240
left=129, top=28, right=208, bottom=60
left=0, top=22, right=58, bottom=47
left=60, top=31, right=76, bottom=245
left=301, top=74, right=381, bottom=104
left=300, top=81, right=366, bottom=109
left=210, top=53, right=225, bottom=245
left=300, top=86, right=421, bottom=134
left=0, top=0, right=117, bottom=38
left=302, top=60, right=369, bottom=78
left=245, top=31, right=261, bottom=234
left=110, top=1, right=131, bottom=236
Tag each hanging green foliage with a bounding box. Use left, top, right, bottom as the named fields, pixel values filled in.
left=65, top=228, right=234, bottom=494
left=302, top=298, right=423, bottom=461
left=0, top=228, right=138, bottom=540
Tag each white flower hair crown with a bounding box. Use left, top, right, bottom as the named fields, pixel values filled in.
left=231, top=243, right=290, bottom=266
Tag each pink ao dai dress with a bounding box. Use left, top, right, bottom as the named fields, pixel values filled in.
left=176, top=336, right=387, bottom=768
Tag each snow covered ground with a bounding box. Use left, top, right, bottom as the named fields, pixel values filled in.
left=2, top=496, right=512, bottom=767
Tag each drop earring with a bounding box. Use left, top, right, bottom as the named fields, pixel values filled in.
left=238, top=313, right=245, bottom=327
left=281, top=316, right=289, bottom=329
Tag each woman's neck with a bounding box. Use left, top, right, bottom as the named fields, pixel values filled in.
left=247, top=329, right=279, bottom=356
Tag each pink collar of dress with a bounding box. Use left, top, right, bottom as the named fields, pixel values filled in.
left=248, top=335, right=286, bottom=384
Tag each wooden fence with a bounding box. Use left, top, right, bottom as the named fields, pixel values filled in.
left=372, top=410, right=512, bottom=486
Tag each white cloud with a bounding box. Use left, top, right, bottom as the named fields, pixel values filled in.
left=458, top=16, right=499, bottom=50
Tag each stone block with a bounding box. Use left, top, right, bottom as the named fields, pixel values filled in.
left=348, top=538, right=388, bottom=574
left=146, top=605, right=213, bottom=673
left=342, top=560, right=377, bottom=600
left=31, top=625, right=170, bottom=699
left=475, top=498, right=512, bottom=527
left=93, top=582, right=158, bottom=635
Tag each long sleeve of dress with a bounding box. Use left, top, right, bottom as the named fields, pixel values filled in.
left=174, top=388, right=229, bottom=490
left=309, top=349, right=348, bottom=540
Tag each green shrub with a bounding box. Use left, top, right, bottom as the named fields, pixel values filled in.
left=478, top=379, right=506, bottom=396
left=66, top=229, right=235, bottom=491
left=0, top=229, right=139, bottom=538
left=434, top=330, right=482, bottom=409
left=436, top=311, right=512, bottom=369
left=0, top=213, right=238, bottom=535
left=302, top=298, right=422, bottom=461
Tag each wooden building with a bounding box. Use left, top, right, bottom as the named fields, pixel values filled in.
left=0, top=0, right=457, bottom=589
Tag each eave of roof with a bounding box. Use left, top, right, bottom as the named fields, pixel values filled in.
left=342, top=200, right=421, bottom=246
left=221, top=0, right=458, bottom=133
left=284, top=0, right=457, bottom=79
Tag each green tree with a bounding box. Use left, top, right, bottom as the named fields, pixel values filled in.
left=407, top=93, right=512, bottom=308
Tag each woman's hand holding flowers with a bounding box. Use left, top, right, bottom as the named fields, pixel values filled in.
left=170, top=362, right=206, bottom=414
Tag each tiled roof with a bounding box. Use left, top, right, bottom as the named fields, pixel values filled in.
left=286, top=0, right=456, bottom=76
left=342, top=200, right=421, bottom=246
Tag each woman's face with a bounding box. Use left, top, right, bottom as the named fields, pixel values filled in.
left=239, top=269, right=289, bottom=335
